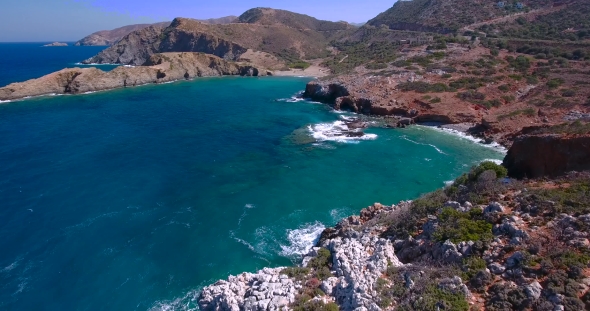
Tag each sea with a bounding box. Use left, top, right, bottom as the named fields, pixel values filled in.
left=0, top=43, right=504, bottom=310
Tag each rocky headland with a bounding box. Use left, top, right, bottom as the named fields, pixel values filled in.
left=0, top=52, right=267, bottom=101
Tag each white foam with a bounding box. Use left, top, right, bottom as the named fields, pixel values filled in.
left=279, top=221, right=325, bottom=257
left=237, top=204, right=255, bottom=226
left=1, top=259, right=20, bottom=273
left=401, top=136, right=447, bottom=155
left=277, top=96, right=305, bottom=103
left=74, top=62, right=118, bottom=66
left=0, top=99, right=11, bottom=103
left=308, top=120, right=377, bottom=143
left=149, top=289, right=200, bottom=311
left=483, top=158, right=503, bottom=165
left=423, top=125, right=508, bottom=154
left=229, top=230, right=257, bottom=253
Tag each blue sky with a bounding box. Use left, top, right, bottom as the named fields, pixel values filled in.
left=0, top=0, right=396, bottom=42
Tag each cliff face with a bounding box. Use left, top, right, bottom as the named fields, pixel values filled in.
left=0, top=52, right=266, bottom=101
left=82, top=25, right=168, bottom=65
left=74, top=17, right=237, bottom=46
left=503, top=134, right=590, bottom=178
left=158, top=18, right=248, bottom=60
left=74, top=22, right=170, bottom=46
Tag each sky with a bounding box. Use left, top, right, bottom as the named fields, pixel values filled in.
left=0, top=0, right=396, bottom=42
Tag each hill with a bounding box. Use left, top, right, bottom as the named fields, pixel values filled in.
left=74, top=22, right=171, bottom=46
left=74, top=16, right=238, bottom=46
left=82, top=9, right=354, bottom=68
left=238, top=7, right=352, bottom=32
left=367, top=0, right=555, bottom=33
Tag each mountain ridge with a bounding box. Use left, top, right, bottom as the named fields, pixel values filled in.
left=74, top=16, right=238, bottom=46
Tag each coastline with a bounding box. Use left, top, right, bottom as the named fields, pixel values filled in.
left=271, top=65, right=330, bottom=78
left=0, top=52, right=268, bottom=102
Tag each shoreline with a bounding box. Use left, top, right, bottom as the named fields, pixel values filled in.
left=271, top=65, right=330, bottom=78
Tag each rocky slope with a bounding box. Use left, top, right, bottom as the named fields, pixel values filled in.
left=303, top=39, right=590, bottom=147
left=367, top=0, right=556, bottom=32
left=197, top=160, right=590, bottom=311
left=81, top=9, right=353, bottom=67
left=0, top=52, right=266, bottom=101
left=74, top=22, right=170, bottom=46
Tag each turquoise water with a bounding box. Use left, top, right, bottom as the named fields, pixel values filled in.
left=0, top=46, right=503, bottom=310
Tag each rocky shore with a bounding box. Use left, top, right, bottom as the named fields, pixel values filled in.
left=0, top=52, right=267, bottom=101
left=196, top=155, right=590, bottom=310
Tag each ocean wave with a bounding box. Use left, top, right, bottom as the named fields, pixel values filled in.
left=238, top=204, right=255, bottom=226
left=229, top=230, right=258, bottom=253
left=279, top=221, right=325, bottom=258
left=0, top=99, right=11, bottom=103
left=74, top=62, right=118, bottom=66
left=401, top=136, right=447, bottom=155
left=308, top=120, right=377, bottom=143
left=149, top=289, right=201, bottom=311
left=423, top=125, right=508, bottom=154
left=277, top=96, right=305, bottom=103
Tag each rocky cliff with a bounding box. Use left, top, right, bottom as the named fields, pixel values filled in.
left=504, top=133, right=590, bottom=178
left=74, top=17, right=238, bottom=47
left=0, top=52, right=266, bottom=101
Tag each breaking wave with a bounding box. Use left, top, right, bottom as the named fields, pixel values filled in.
left=279, top=221, right=325, bottom=258
left=308, top=120, right=377, bottom=143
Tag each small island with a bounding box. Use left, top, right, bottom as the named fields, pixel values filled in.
left=43, top=42, right=68, bottom=47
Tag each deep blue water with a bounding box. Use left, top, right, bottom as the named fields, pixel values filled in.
left=0, top=43, right=116, bottom=87
left=0, top=44, right=503, bottom=310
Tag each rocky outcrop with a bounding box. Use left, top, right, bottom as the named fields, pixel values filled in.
left=503, top=134, right=590, bottom=178
left=0, top=52, right=267, bottom=101
left=43, top=42, right=68, bottom=47
left=303, top=80, right=458, bottom=125
left=199, top=267, right=299, bottom=311
left=198, top=205, right=404, bottom=311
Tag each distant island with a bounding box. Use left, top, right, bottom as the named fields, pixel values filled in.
left=43, top=42, right=68, bottom=47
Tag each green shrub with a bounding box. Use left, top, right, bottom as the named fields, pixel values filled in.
left=462, top=257, right=487, bottom=280
left=307, top=248, right=333, bottom=280
left=561, top=89, right=576, bottom=97
left=472, top=161, right=508, bottom=179
left=410, top=286, right=469, bottom=311
left=292, top=296, right=339, bottom=311
left=289, top=61, right=311, bottom=70
left=498, top=84, right=510, bottom=92
left=433, top=208, right=493, bottom=243
left=282, top=267, right=310, bottom=280
left=547, top=78, right=564, bottom=89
